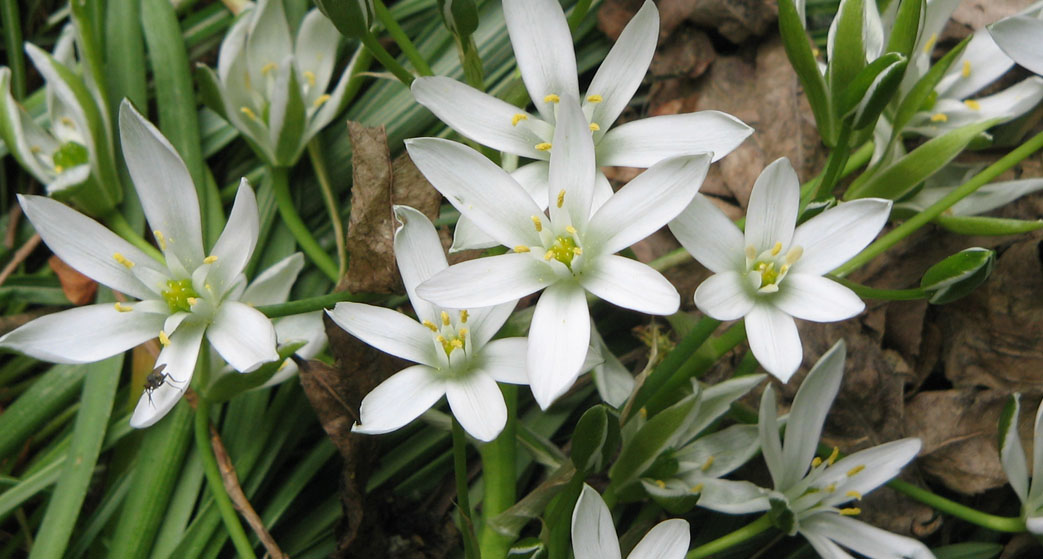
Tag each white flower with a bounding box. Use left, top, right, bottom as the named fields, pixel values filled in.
left=407, top=97, right=712, bottom=409
left=990, top=8, right=1043, bottom=77
left=698, top=341, right=935, bottom=559
left=411, top=0, right=751, bottom=251
left=998, top=393, right=1043, bottom=534
left=572, top=484, right=689, bottom=559
left=669, top=157, right=891, bottom=381
left=199, top=0, right=359, bottom=166
left=326, top=206, right=527, bottom=442
left=0, top=102, right=279, bottom=428
left=896, top=162, right=1043, bottom=216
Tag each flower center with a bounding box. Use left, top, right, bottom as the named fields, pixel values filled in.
left=745, top=242, right=803, bottom=294
left=547, top=235, right=579, bottom=269
left=162, top=279, right=200, bottom=313
left=52, top=141, right=88, bottom=174
left=423, top=309, right=470, bottom=360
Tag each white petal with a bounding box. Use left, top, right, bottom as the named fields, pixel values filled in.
left=405, top=138, right=544, bottom=249
left=259, top=311, right=328, bottom=388
left=773, top=274, right=865, bottom=322
left=0, top=302, right=166, bottom=363
left=548, top=97, right=596, bottom=228
left=823, top=439, right=922, bottom=502
left=450, top=215, right=501, bottom=252
left=669, top=194, right=746, bottom=274
left=1030, top=398, right=1043, bottom=504
left=217, top=6, right=252, bottom=84
left=476, top=338, right=529, bottom=384
left=207, top=301, right=279, bottom=372
left=759, top=385, right=785, bottom=488
left=580, top=254, right=679, bottom=315
left=528, top=283, right=590, bottom=409
left=392, top=205, right=448, bottom=324
left=991, top=15, right=1043, bottom=76
left=937, top=30, right=1013, bottom=101
left=801, top=528, right=856, bottom=559
left=571, top=485, right=622, bottom=559
left=597, top=111, right=753, bottom=167
left=910, top=78, right=1043, bottom=135
left=627, top=519, right=689, bottom=559
left=695, top=479, right=770, bottom=514
left=18, top=194, right=161, bottom=300
left=745, top=304, right=802, bottom=383
left=780, top=340, right=845, bottom=489
left=466, top=300, right=518, bottom=349
left=353, top=364, right=445, bottom=434
left=512, top=160, right=552, bottom=208
left=802, top=514, right=934, bottom=559
left=326, top=302, right=439, bottom=366
left=503, top=0, right=579, bottom=122
left=585, top=1, right=658, bottom=136
left=587, top=153, right=711, bottom=255
left=791, top=198, right=891, bottom=276
left=130, top=322, right=206, bottom=428
left=118, top=102, right=205, bottom=268
left=241, top=253, right=304, bottom=306
left=745, top=158, right=800, bottom=252
left=0, top=69, right=57, bottom=182
left=207, top=179, right=260, bottom=296
left=412, top=76, right=548, bottom=158
left=416, top=253, right=553, bottom=309
left=694, top=271, right=756, bottom=321
left=446, top=373, right=507, bottom=442
left=246, top=0, right=293, bottom=87
left=1001, top=395, right=1030, bottom=502
left=294, top=9, right=340, bottom=104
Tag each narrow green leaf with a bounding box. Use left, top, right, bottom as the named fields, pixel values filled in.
left=778, top=0, right=834, bottom=144
left=0, top=0, right=25, bottom=100
left=885, top=0, right=924, bottom=59
left=828, top=0, right=868, bottom=122
left=933, top=542, right=1003, bottom=559
left=920, top=247, right=995, bottom=305
left=273, top=65, right=307, bottom=166
left=570, top=405, right=609, bottom=474
left=892, top=36, right=970, bottom=134
left=314, top=0, right=374, bottom=39
left=935, top=215, right=1043, bottom=236
left=105, top=0, right=147, bottom=112
left=609, top=390, right=701, bottom=490
left=0, top=363, right=86, bottom=460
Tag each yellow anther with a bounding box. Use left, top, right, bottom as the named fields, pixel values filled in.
left=655, top=479, right=666, bottom=488
left=514, top=245, right=531, bottom=253
left=771, top=241, right=783, bottom=256
left=531, top=215, right=543, bottom=232
left=159, top=331, right=171, bottom=346
left=930, top=112, right=948, bottom=122
left=240, top=106, right=258, bottom=120
left=511, top=113, right=528, bottom=126
left=572, top=247, right=583, bottom=255
left=556, top=189, right=566, bottom=208
left=845, top=490, right=863, bottom=500
left=962, top=60, right=971, bottom=78
left=923, top=33, right=938, bottom=54
left=588, top=122, right=600, bottom=131
left=565, top=225, right=577, bottom=234
left=812, top=47, right=821, bottom=57
left=441, top=310, right=451, bottom=326
left=745, top=245, right=757, bottom=260
left=422, top=320, right=438, bottom=332
left=203, top=255, right=218, bottom=264
left=691, top=483, right=704, bottom=493
left=701, top=455, right=715, bottom=472
left=458, top=328, right=468, bottom=338
left=811, top=457, right=823, bottom=468
left=825, top=483, right=837, bottom=493
left=535, top=142, right=552, bottom=151
left=847, top=464, right=866, bottom=477
left=543, top=94, right=560, bottom=103
left=114, top=302, right=133, bottom=313
left=54, top=164, right=64, bottom=173
left=61, top=117, right=74, bottom=127
left=586, top=94, right=603, bottom=103
left=964, top=99, right=981, bottom=110
left=304, top=70, right=317, bottom=86
left=261, top=62, right=277, bottom=75
left=827, top=447, right=840, bottom=466
left=153, top=230, right=167, bottom=251
left=186, top=297, right=198, bottom=306
left=30, top=145, right=42, bottom=153
left=450, top=338, right=464, bottom=349
left=839, top=507, right=862, bottom=516
left=459, top=310, right=468, bottom=323
left=544, top=250, right=555, bottom=260
left=313, top=94, right=331, bottom=108
left=113, top=253, right=135, bottom=269
left=639, top=407, right=647, bottom=418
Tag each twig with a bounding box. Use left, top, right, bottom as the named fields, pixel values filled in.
left=4, top=203, right=23, bottom=249
left=208, top=422, right=287, bottom=559
left=0, top=233, right=41, bottom=287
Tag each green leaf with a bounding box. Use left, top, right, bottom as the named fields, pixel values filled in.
left=892, top=36, right=970, bottom=135
left=920, top=247, right=995, bottom=305
left=827, top=0, right=868, bottom=122
left=0, top=363, right=86, bottom=459
left=840, top=53, right=907, bottom=130
left=884, top=0, right=924, bottom=59
left=933, top=542, right=1003, bottom=559
left=609, top=387, right=701, bottom=490
left=846, top=118, right=999, bottom=200
left=314, top=0, right=374, bottom=39
left=570, top=405, right=608, bottom=474
left=272, top=64, right=308, bottom=166
left=194, top=64, right=228, bottom=121
left=205, top=342, right=305, bottom=403
left=935, top=215, right=1043, bottom=236
left=436, top=0, right=479, bottom=37
left=778, top=0, right=834, bottom=144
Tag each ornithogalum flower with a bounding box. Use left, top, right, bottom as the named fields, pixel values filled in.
left=326, top=206, right=527, bottom=442
left=412, top=0, right=751, bottom=250
left=198, top=0, right=361, bottom=166
left=990, top=9, right=1043, bottom=77
left=998, top=393, right=1043, bottom=534
left=697, top=341, right=934, bottom=559
left=572, top=484, right=689, bottom=559
left=0, top=102, right=279, bottom=428
left=408, top=97, right=711, bottom=409
left=669, top=157, right=891, bottom=381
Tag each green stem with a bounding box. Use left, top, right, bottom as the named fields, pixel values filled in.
left=104, top=210, right=165, bottom=263
left=256, top=291, right=392, bottom=318
left=194, top=400, right=257, bottom=559
left=887, top=479, right=1025, bottom=533
left=643, top=321, right=747, bottom=415
left=478, top=386, right=516, bottom=559
left=802, top=120, right=853, bottom=211
left=1, top=0, right=25, bottom=100
left=269, top=165, right=339, bottom=282
left=372, top=0, right=432, bottom=76
left=307, top=138, right=347, bottom=279
left=628, top=317, right=720, bottom=420
left=685, top=514, right=774, bottom=559
left=833, top=128, right=1043, bottom=277
left=566, top=0, right=593, bottom=31
left=452, top=417, right=480, bottom=559
left=825, top=275, right=925, bottom=301
left=359, top=30, right=415, bottom=85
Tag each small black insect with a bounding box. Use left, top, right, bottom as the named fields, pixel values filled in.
left=143, top=364, right=185, bottom=406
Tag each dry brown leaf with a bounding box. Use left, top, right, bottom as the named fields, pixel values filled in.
left=49, top=255, right=97, bottom=305
left=391, top=151, right=442, bottom=222
left=596, top=0, right=643, bottom=41
left=658, top=0, right=777, bottom=43
left=649, top=27, right=715, bottom=80
left=345, top=121, right=398, bottom=294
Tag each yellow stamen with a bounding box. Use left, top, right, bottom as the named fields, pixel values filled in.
left=61, top=117, right=74, bottom=127
left=535, top=142, right=552, bottom=151
left=847, top=464, right=866, bottom=477
left=114, top=302, right=133, bottom=313
left=930, top=112, right=948, bottom=122
left=691, top=483, right=704, bottom=493
left=186, top=297, right=199, bottom=306
left=511, top=113, right=528, bottom=126
left=203, top=255, right=218, bottom=264
left=531, top=215, right=543, bottom=232
left=30, top=145, right=42, bottom=153
left=962, top=60, right=971, bottom=78
left=441, top=310, right=451, bottom=326
left=543, top=94, right=560, bottom=103
left=304, top=70, right=316, bottom=86
left=825, top=483, right=837, bottom=493
left=240, top=107, right=258, bottom=120
left=313, top=94, right=331, bottom=108
left=556, top=189, right=566, bottom=208
left=845, top=490, right=862, bottom=500
left=701, top=456, right=715, bottom=472
left=450, top=338, right=464, bottom=349
left=827, top=447, right=840, bottom=465
left=113, top=253, right=135, bottom=269
left=422, top=320, right=438, bottom=332
left=839, top=507, right=862, bottom=516
left=745, top=245, right=757, bottom=261
left=771, top=241, right=782, bottom=256
left=159, top=331, right=171, bottom=346
left=964, top=99, right=981, bottom=110
left=459, top=310, right=468, bottom=323
left=261, top=62, right=277, bottom=75
left=544, top=250, right=554, bottom=261
left=655, top=479, right=666, bottom=488
left=586, top=94, right=603, bottom=103
left=153, top=230, right=167, bottom=251
left=639, top=407, right=647, bottom=418
left=572, top=247, right=583, bottom=255
left=458, top=328, right=468, bottom=338
left=514, top=245, right=531, bottom=253
left=588, top=122, right=600, bottom=131
left=54, top=164, right=64, bottom=173
left=923, top=32, right=938, bottom=54
left=812, top=47, right=821, bottom=57
left=565, top=225, right=577, bottom=235
left=436, top=335, right=447, bottom=345
left=811, top=457, right=823, bottom=468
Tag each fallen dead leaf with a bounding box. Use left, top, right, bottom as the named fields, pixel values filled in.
left=345, top=121, right=398, bottom=294
left=49, top=255, right=96, bottom=305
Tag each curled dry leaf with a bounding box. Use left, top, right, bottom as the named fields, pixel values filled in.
left=49, top=255, right=97, bottom=305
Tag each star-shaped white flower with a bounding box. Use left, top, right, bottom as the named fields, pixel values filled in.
left=999, top=393, right=1043, bottom=534
left=0, top=102, right=279, bottom=428
left=326, top=206, right=527, bottom=442
left=698, top=341, right=934, bottom=559
left=412, top=0, right=751, bottom=251
left=572, top=484, right=689, bottom=559
left=407, top=97, right=711, bottom=409
left=669, top=157, right=891, bottom=381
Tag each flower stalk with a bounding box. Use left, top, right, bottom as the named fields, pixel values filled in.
left=452, top=416, right=480, bottom=559
left=269, top=165, right=339, bottom=282
left=373, top=0, right=432, bottom=77
left=685, top=514, right=773, bottom=559
left=478, top=385, right=517, bottom=559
